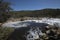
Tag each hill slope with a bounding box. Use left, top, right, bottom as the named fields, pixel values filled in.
left=10, top=8, right=60, bottom=18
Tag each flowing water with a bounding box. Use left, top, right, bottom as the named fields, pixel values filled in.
left=2, top=18, right=60, bottom=40
left=2, top=18, right=60, bottom=28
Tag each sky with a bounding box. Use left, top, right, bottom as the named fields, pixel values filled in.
left=5, top=0, right=60, bottom=11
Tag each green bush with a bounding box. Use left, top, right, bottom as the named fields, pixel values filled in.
left=0, top=27, right=14, bottom=40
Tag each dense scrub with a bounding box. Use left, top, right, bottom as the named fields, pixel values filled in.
left=0, top=27, right=14, bottom=40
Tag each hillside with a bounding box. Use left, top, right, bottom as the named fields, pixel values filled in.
left=10, top=8, right=60, bottom=18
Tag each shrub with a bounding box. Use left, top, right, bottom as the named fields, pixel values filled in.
left=0, top=27, right=14, bottom=40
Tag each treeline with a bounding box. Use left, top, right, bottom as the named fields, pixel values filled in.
left=10, top=8, right=60, bottom=18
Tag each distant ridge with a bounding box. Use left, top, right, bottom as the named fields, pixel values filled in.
left=10, top=8, right=60, bottom=18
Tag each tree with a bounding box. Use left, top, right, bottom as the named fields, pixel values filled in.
left=0, top=0, right=12, bottom=23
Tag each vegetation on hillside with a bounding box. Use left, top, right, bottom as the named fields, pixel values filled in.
left=10, top=8, right=60, bottom=18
